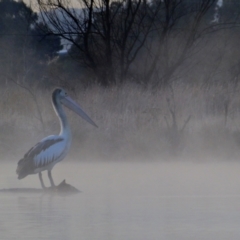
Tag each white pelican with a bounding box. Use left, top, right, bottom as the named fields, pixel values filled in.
left=16, top=88, right=97, bottom=188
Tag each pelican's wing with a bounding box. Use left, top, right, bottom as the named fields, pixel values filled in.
left=22, top=135, right=64, bottom=167
left=24, top=136, right=63, bottom=159
left=17, top=136, right=65, bottom=179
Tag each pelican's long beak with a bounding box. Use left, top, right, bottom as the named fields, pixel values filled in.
left=62, top=96, right=98, bottom=128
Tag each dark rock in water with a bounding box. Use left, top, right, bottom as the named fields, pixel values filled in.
left=44, top=180, right=80, bottom=195
left=0, top=180, right=80, bottom=195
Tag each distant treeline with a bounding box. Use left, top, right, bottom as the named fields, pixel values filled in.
left=1, top=0, right=240, bottom=89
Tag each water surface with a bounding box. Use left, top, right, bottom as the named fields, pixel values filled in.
left=0, top=160, right=240, bottom=240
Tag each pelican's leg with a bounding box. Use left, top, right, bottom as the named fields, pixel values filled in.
left=48, top=170, right=55, bottom=187
left=39, top=172, right=46, bottom=189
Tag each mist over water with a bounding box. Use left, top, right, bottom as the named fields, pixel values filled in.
left=3, top=85, right=240, bottom=239
left=0, top=82, right=240, bottom=240
left=1, top=160, right=240, bottom=240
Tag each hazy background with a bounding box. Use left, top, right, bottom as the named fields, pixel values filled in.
left=0, top=0, right=240, bottom=164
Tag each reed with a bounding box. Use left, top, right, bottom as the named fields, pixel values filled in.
left=1, top=83, right=240, bottom=161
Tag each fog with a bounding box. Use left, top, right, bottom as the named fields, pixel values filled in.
left=1, top=84, right=239, bottom=240
left=2, top=86, right=240, bottom=239
left=1, top=84, right=240, bottom=240
left=1, top=160, right=240, bottom=239
left=1, top=0, right=240, bottom=238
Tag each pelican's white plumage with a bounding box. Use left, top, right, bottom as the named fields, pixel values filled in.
left=16, top=88, right=97, bottom=188
left=32, top=135, right=69, bottom=172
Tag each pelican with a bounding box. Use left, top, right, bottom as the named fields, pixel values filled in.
left=16, top=88, right=97, bottom=188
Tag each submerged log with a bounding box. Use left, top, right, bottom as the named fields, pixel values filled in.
left=0, top=180, right=80, bottom=195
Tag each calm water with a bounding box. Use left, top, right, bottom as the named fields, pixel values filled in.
left=0, top=160, right=240, bottom=239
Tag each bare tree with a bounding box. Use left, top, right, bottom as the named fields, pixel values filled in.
left=37, top=0, right=162, bottom=85
left=134, top=0, right=218, bottom=87
left=37, top=0, right=224, bottom=88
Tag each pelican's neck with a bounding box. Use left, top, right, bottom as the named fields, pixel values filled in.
left=53, top=97, right=71, bottom=137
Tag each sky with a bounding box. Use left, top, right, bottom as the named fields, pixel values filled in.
left=217, top=0, right=223, bottom=7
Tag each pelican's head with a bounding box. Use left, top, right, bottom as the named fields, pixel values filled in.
left=52, top=88, right=98, bottom=128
